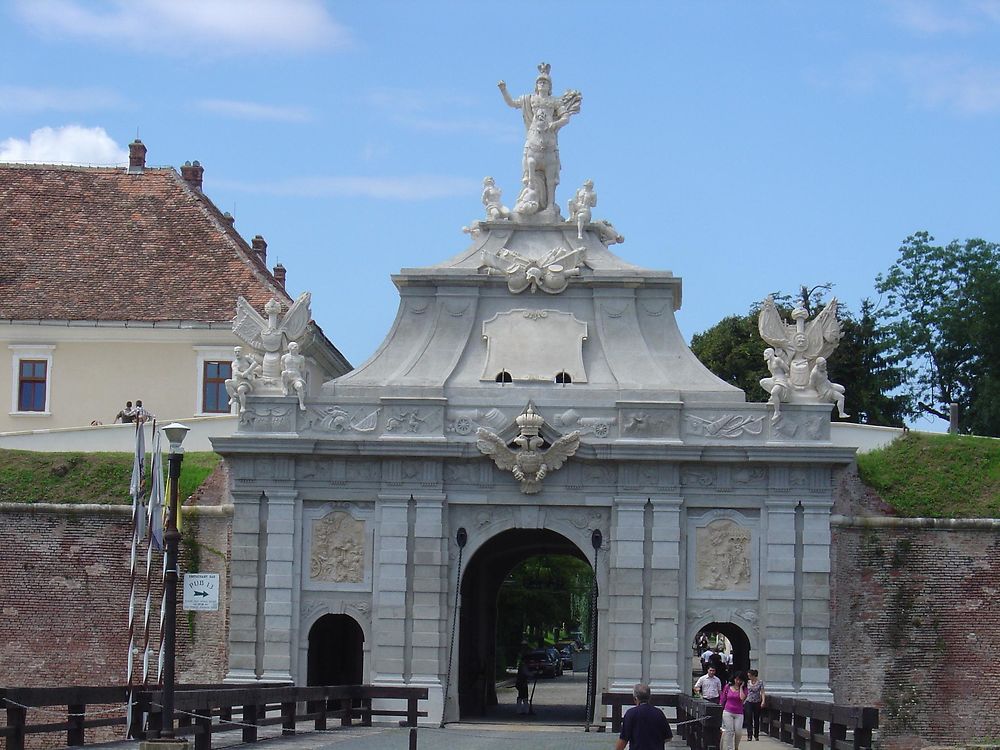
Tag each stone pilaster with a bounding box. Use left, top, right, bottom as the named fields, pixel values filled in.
left=799, top=498, right=834, bottom=699
left=649, top=495, right=682, bottom=692
left=607, top=496, right=646, bottom=690
left=762, top=498, right=797, bottom=693
left=225, top=489, right=263, bottom=683
left=260, top=489, right=297, bottom=682
left=371, top=495, right=410, bottom=682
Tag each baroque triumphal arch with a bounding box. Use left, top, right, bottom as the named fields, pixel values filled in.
left=213, top=64, right=853, bottom=724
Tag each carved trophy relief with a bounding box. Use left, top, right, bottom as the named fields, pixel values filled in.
left=696, top=519, right=752, bottom=592
left=310, top=512, right=366, bottom=584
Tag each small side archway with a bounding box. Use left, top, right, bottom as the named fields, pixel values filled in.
left=307, top=613, right=365, bottom=686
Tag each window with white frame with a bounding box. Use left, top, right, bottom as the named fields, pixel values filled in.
left=10, top=345, right=55, bottom=415
left=194, top=346, right=236, bottom=415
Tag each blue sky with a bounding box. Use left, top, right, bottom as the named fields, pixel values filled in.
left=3, top=0, right=1000, bottom=427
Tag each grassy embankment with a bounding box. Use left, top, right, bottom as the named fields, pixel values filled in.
left=856, top=432, right=1000, bottom=518
left=0, top=449, right=219, bottom=505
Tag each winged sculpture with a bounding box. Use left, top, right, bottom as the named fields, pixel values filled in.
left=757, top=296, right=848, bottom=417
left=477, top=404, right=580, bottom=494
left=232, top=292, right=312, bottom=393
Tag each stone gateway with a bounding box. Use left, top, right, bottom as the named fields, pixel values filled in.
left=212, top=65, right=852, bottom=724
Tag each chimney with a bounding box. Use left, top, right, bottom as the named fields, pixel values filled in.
left=127, top=139, right=146, bottom=174
left=273, top=263, right=286, bottom=289
left=181, top=160, right=204, bottom=191
left=222, top=211, right=235, bottom=227
left=252, top=235, right=267, bottom=264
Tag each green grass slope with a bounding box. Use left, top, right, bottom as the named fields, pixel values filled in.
left=0, top=449, right=219, bottom=505
left=856, top=432, right=1000, bottom=518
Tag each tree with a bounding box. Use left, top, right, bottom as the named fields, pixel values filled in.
left=690, top=288, right=910, bottom=426
left=876, top=232, right=1000, bottom=436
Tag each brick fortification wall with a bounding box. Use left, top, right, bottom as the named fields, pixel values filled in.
left=830, top=468, right=1000, bottom=747
left=0, top=467, right=231, bottom=746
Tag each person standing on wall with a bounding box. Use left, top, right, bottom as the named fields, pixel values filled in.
left=720, top=672, right=748, bottom=750
left=694, top=666, right=722, bottom=703
left=615, top=683, right=672, bottom=750
left=743, top=669, right=765, bottom=741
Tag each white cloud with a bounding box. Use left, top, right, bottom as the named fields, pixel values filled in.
left=214, top=175, right=479, bottom=201
left=197, top=99, right=312, bottom=123
left=366, top=88, right=519, bottom=141
left=13, top=0, right=351, bottom=55
left=0, top=85, right=123, bottom=113
left=885, top=0, right=1000, bottom=34
left=0, top=125, right=128, bottom=165
left=897, top=56, right=1000, bottom=114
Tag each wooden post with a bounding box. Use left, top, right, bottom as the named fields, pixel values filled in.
left=194, top=705, right=213, bottom=750
left=67, top=702, right=86, bottom=746
left=793, top=712, right=807, bottom=749
left=281, top=700, right=296, bottom=736
left=241, top=704, right=258, bottom=744
left=809, top=717, right=824, bottom=750
left=406, top=695, right=418, bottom=727
left=6, top=701, right=26, bottom=750
left=409, top=727, right=417, bottom=750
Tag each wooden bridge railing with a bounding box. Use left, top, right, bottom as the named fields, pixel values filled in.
left=602, top=693, right=878, bottom=750
left=1, top=683, right=428, bottom=750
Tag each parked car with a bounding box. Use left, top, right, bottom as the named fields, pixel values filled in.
left=524, top=647, right=562, bottom=677
left=558, top=646, right=574, bottom=671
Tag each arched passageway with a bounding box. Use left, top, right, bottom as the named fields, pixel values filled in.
left=696, top=622, right=751, bottom=681
left=457, top=528, right=593, bottom=721
left=307, top=614, right=364, bottom=686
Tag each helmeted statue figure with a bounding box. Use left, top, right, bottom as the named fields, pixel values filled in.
left=498, top=63, right=582, bottom=220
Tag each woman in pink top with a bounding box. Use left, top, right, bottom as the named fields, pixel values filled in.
left=719, top=673, right=748, bottom=750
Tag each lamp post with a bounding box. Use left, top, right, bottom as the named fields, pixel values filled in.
left=159, top=422, right=189, bottom=741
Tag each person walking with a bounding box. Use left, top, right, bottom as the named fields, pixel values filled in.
left=694, top=666, right=722, bottom=703
left=615, top=683, right=672, bottom=750
left=515, top=652, right=532, bottom=716
left=720, top=673, right=748, bottom=750
left=743, top=669, right=765, bottom=741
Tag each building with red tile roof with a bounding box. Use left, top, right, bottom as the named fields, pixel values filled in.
left=0, top=140, right=349, bottom=435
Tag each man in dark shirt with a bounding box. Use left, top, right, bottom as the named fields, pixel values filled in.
left=616, top=683, right=673, bottom=750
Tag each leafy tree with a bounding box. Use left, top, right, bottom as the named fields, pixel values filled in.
left=495, top=554, right=591, bottom=658
left=690, top=288, right=910, bottom=426
left=876, top=232, right=1000, bottom=436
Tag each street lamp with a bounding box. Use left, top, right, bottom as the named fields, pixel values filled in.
left=159, top=422, right=189, bottom=741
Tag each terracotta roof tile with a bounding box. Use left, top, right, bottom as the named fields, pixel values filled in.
left=0, top=163, right=291, bottom=322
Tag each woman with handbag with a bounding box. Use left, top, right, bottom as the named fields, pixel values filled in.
left=743, top=669, right=765, bottom=740
left=719, top=672, right=748, bottom=750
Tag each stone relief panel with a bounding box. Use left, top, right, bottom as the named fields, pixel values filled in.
left=619, top=408, right=679, bottom=439
left=446, top=408, right=508, bottom=436
left=303, top=504, right=373, bottom=592
left=688, top=511, right=759, bottom=600
left=380, top=400, right=445, bottom=438
left=239, top=404, right=295, bottom=433
left=684, top=412, right=765, bottom=440
left=311, top=511, right=366, bottom=584
left=769, top=412, right=827, bottom=441
left=303, top=405, right=381, bottom=434
left=553, top=408, right=616, bottom=439
left=696, top=519, right=751, bottom=591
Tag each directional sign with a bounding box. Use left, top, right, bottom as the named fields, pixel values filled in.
left=183, top=573, right=220, bottom=612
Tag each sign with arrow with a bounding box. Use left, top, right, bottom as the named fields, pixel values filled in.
left=183, top=573, right=220, bottom=612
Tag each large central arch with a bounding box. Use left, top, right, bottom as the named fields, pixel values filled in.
left=457, top=528, right=592, bottom=719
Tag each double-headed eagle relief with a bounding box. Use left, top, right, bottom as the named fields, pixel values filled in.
left=757, top=297, right=849, bottom=421
left=476, top=404, right=580, bottom=494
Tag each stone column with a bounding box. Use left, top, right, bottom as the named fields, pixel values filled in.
left=225, top=489, right=263, bottom=682
left=649, top=495, right=682, bottom=692
left=260, top=489, right=298, bottom=682
left=607, top=496, right=646, bottom=690
left=761, top=497, right=797, bottom=694
left=410, top=494, right=447, bottom=722
left=799, top=496, right=834, bottom=699
left=371, top=495, right=410, bottom=682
